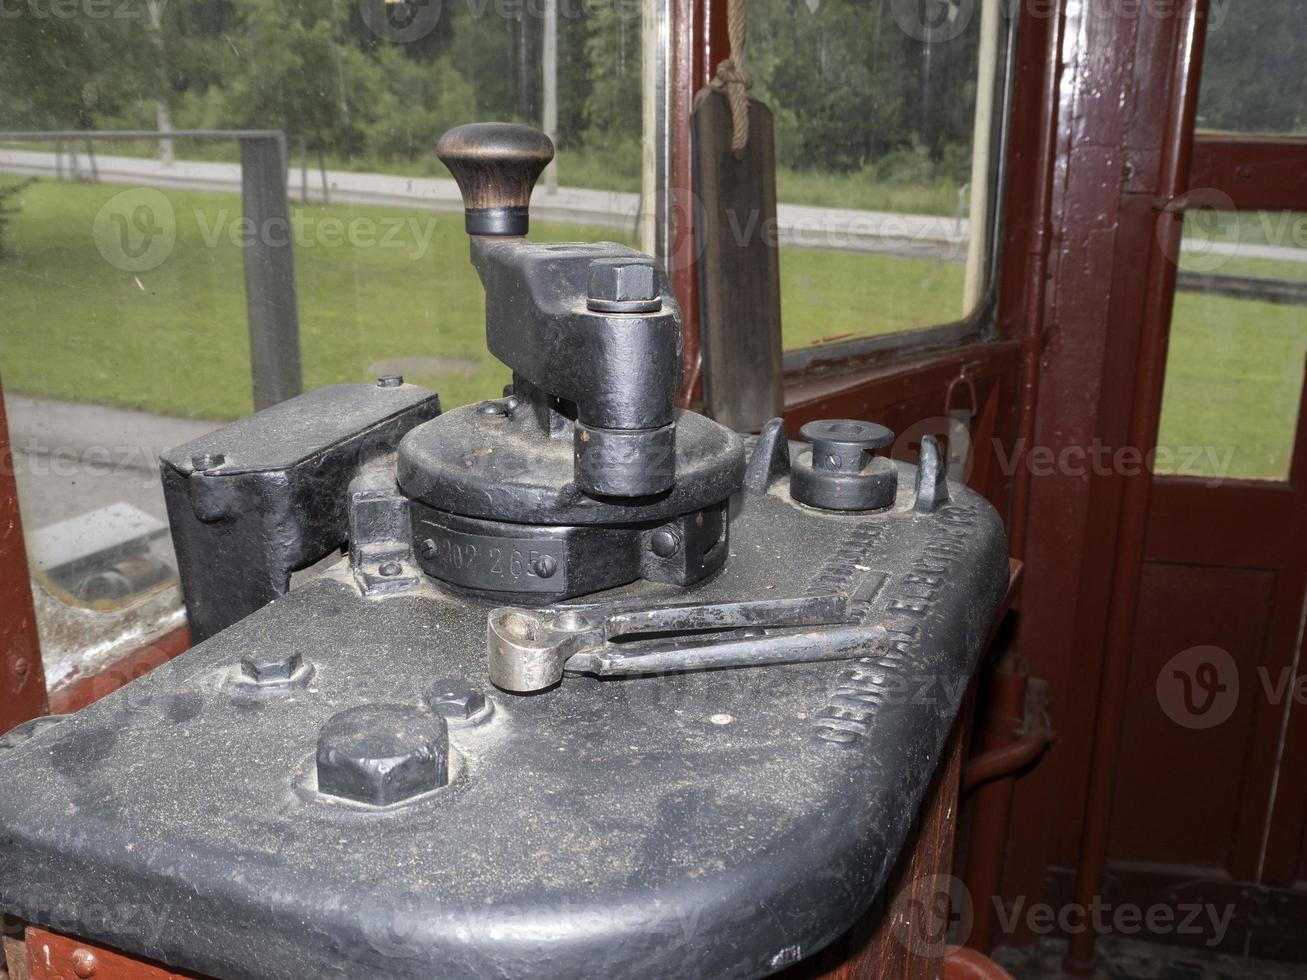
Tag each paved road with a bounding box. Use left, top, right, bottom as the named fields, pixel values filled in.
left=4, top=391, right=217, bottom=532
left=4, top=149, right=1305, bottom=265
left=0, top=147, right=970, bottom=260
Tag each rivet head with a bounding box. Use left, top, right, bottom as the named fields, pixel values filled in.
left=650, top=527, right=681, bottom=558
left=378, top=560, right=403, bottom=578
left=316, top=704, right=449, bottom=806
left=533, top=554, right=558, bottom=579
left=71, top=947, right=97, bottom=977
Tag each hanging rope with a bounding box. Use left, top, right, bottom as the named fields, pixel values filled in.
left=709, top=0, right=752, bottom=155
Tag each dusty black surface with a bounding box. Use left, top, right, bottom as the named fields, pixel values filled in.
left=0, top=468, right=1007, bottom=980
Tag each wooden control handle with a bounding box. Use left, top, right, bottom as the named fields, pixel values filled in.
left=436, top=123, right=554, bottom=236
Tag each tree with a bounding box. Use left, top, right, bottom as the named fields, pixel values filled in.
left=218, top=0, right=382, bottom=199
left=582, top=0, right=640, bottom=153
left=367, top=47, right=476, bottom=163
left=0, top=7, right=152, bottom=131
left=1198, top=0, right=1304, bottom=134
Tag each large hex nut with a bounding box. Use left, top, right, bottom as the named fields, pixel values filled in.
left=586, top=258, right=660, bottom=313
left=316, top=704, right=449, bottom=806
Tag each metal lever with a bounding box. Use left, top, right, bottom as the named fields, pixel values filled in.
left=487, top=594, right=888, bottom=693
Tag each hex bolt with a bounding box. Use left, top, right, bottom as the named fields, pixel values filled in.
left=533, top=554, right=558, bottom=579
left=426, top=676, right=489, bottom=723
left=377, top=375, right=404, bottom=387
left=586, top=258, right=661, bottom=313
left=650, top=527, right=681, bottom=558
left=378, top=560, right=403, bottom=578
left=316, top=704, right=449, bottom=806
left=240, top=651, right=305, bottom=685
left=191, top=452, right=226, bottom=471
left=799, top=420, right=893, bottom=473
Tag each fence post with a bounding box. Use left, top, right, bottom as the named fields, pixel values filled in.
left=239, top=135, right=302, bottom=410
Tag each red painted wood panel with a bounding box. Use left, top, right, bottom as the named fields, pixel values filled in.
left=0, top=378, right=47, bottom=736
left=25, top=928, right=203, bottom=980
left=1108, top=561, right=1276, bottom=866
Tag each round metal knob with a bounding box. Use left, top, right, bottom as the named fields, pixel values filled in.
left=798, top=419, right=893, bottom=473
left=436, top=123, right=554, bottom=237
left=791, top=418, right=898, bottom=512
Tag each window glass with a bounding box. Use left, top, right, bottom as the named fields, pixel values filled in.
left=1197, top=0, right=1306, bottom=136
left=1156, top=210, right=1307, bottom=481
left=0, top=0, right=645, bottom=680
left=749, top=0, right=1005, bottom=349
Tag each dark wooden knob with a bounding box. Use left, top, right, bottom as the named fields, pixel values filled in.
left=436, top=123, right=555, bottom=236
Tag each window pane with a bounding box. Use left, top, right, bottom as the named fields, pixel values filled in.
left=1156, top=211, right=1307, bottom=481
left=1197, top=0, right=1306, bottom=135
left=749, top=0, right=1003, bottom=349
left=0, top=0, right=646, bottom=681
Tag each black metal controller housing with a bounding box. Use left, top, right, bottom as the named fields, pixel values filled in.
left=0, top=124, right=1012, bottom=980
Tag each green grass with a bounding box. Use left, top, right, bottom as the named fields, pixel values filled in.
left=1, top=180, right=1304, bottom=486
left=0, top=180, right=966, bottom=420
left=1, top=180, right=534, bottom=419
left=778, top=249, right=965, bottom=346
left=1156, top=291, right=1307, bottom=481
